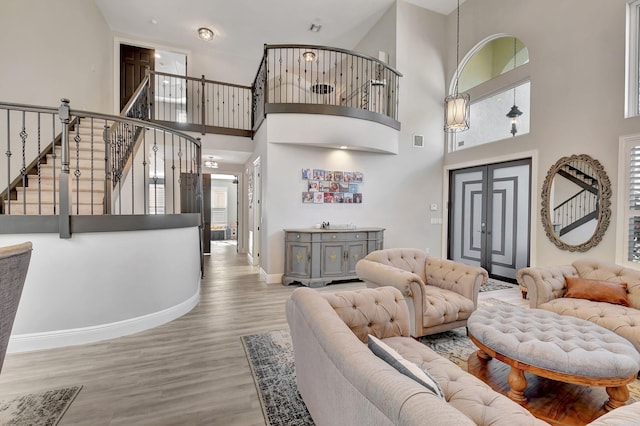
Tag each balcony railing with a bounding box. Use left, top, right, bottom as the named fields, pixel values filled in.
left=1, top=100, right=202, bottom=237
left=252, top=44, right=402, bottom=132
left=148, top=71, right=253, bottom=137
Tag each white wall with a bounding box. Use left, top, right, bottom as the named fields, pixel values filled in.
left=443, top=0, right=640, bottom=267
left=0, top=0, right=113, bottom=191
left=0, top=0, right=112, bottom=111
left=0, top=227, right=200, bottom=352
left=354, top=3, right=397, bottom=67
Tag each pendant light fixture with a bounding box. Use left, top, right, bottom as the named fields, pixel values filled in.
left=444, top=0, right=470, bottom=133
left=506, top=37, right=523, bottom=136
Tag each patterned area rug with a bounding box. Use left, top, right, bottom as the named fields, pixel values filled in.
left=480, top=280, right=516, bottom=292
left=0, top=386, right=82, bottom=426
left=243, top=328, right=640, bottom=425
left=241, top=330, right=313, bottom=426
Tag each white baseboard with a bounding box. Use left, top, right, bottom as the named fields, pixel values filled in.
left=260, top=268, right=283, bottom=284
left=8, top=285, right=200, bottom=354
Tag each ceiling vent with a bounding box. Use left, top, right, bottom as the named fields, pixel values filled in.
left=413, top=135, right=424, bottom=148
left=309, top=24, right=322, bottom=32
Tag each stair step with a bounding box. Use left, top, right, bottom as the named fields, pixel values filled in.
left=3, top=202, right=104, bottom=215
left=45, top=154, right=106, bottom=170
left=13, top=188, right=104, bottom=204
left=22, top=175, right=107, bottom=190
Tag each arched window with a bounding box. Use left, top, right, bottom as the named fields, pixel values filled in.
left=449, top=35, right=531, bottom=152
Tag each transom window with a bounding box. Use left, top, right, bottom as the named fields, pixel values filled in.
left=449, top=36, right=531, bottom=152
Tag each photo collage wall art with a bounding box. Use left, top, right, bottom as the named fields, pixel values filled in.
left=301, top=168, right=363, bottom=204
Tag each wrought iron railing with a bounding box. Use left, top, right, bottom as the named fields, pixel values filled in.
left=1, top=100, right=202, bottom=236
left=147, top=70, right=253, bottom=137
left=553, top=189, right=599, bottom=236
left=252, top=44, right=402, bottom=132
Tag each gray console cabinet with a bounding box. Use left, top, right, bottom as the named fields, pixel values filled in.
left=283, top=228, right=385, bottom=287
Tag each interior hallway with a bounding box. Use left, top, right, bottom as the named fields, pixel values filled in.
left=0, top=241, right=522, bottom=425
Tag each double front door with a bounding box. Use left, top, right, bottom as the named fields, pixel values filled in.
left=448, top=159, right=531, bottom=281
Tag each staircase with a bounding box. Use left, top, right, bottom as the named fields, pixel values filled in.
left=553, top=163, right=599, bottom=236
left=3, top=119, right=107, bottom=215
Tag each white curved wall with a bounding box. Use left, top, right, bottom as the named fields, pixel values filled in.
left=0, top=227, right=201, bottom=353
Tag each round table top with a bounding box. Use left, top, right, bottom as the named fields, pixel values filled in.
left=467, top=305, right=640, bottom=379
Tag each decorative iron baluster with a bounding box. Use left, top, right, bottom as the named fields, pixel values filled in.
left=5, top=109, right=11, bottom=214
left=74, top=121, right=81, bottom=215
left=37, top=113, right=41, bottom=215
left=20, top=111, right=28, bottom=214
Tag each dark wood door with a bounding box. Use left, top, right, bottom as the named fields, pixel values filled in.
left=202, top=174, right=211, bottom=253
left=120, top=44, right=154, bottom=111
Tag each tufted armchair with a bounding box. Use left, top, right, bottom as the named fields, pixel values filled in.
left=517, top=259, right=640, bottom=353
left=355, top=248, right=488, bottom=337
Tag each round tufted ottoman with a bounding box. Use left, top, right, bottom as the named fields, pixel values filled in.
left=467, top=305, right=640, bottom=411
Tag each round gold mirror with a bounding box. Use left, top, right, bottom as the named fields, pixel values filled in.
left=541, top=154, right=611, bottom=251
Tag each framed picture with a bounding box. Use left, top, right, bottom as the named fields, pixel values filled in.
left=354, top=193, right=363, bottom=203
left=354, top=172, right=364, bottom=182
left=302, top=192, right=314, bottom=203
left=339, top=182, right=349, bottom=192
left=313, top=169, right=325, bottom=180
left=343, top=172, right=354, bottom=182
left=324, top=192, right=334, bottom=203
left=329, top=182, right=340, bottom=192
left=333, top=171, right=343, bottom=182
left=313, top=192, right=324, bottom=203
left=308, top=180, right=319, bottom=192
left=349, top=183, right=359, bottom=193
left=319, top=180, right=331, bottom=191
left=344, top=193, right=354, bottom=203
left=333, top=193, right=344, bottom=203
left=302, top=168, right=311, bottom=180
left=325, top=171, right=334, bottom=181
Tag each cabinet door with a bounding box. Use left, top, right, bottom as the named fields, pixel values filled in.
left=287, top=243, right=311, bottom=277
left=321, top=243, right=345, bottom=276
left=346, top=242, right=366, bottom=275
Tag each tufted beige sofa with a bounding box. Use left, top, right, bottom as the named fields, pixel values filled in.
left=355, top=248, right=488, bottom=337
left=516, top=260, right=640, bottom=353
left=286, top=286, right=546, bottom=425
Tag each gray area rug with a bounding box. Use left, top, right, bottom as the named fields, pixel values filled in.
left=241, top=330, right=313, bottom=426
left=243, top=327, right=640, bottom=425
left=0, top=386, right=82, bottom=426
left=480, top=280, right=516, bottom=292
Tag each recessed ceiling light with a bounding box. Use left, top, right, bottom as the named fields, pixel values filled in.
left=339, top=146, right=348, bottom=150
left=302, top=51, right=316, bottom=62
left=198, top=27, right=214, bottom=41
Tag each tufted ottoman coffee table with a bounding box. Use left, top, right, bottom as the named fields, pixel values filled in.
left=467, top=305, right=640, bottom=411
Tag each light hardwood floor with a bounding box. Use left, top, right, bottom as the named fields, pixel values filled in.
left=0, top=241, right=524, bottom=425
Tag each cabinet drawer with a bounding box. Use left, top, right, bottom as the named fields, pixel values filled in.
left=286, top=232, right=311, bottom=242
left=320, top=232, right=368, bottom=241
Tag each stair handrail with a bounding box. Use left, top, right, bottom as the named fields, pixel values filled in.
left=553, top=188, right=598, bottom=234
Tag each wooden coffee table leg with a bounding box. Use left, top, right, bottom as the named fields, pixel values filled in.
left=604, top=385, right=629, bottom=411
left=507, top=367, right=528, bottom=404
left=476, top=349, right=492, bottom=360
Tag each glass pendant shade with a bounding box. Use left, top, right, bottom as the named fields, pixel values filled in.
left=444, top=92, right=470, bottom=132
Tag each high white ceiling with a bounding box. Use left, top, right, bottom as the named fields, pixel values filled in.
left=95, top=0, right=461, bottom=61
left=95, top=0, right=462, bottom=165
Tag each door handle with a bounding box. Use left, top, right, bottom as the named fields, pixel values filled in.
left=480, top=222, right=486, bottom=234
